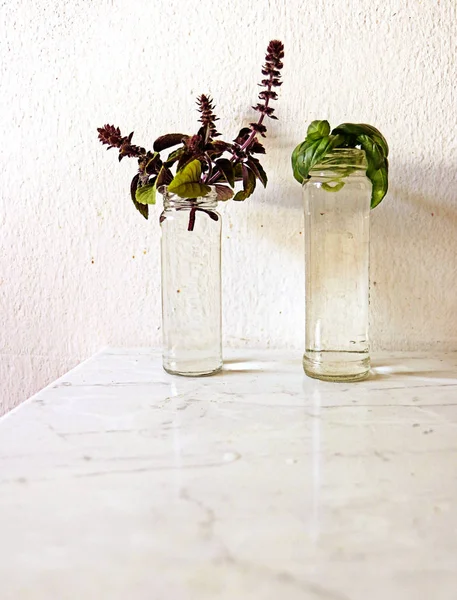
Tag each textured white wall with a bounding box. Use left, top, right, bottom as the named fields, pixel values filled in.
left=1, top=0, right=456, bottom=411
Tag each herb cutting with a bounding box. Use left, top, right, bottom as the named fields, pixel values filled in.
left=97, top=40, right=284, bottom=229
left=291, top=120, right=389, bottom=208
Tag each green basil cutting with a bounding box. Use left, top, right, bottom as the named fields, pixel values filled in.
left=291, top=120, right=389, bottom=208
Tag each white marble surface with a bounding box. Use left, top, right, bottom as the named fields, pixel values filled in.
left=1, top=349, right=457, bottom=600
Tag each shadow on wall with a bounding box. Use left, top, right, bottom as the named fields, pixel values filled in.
left=370, top=160, right=457, bottom=350
left=228, top=160, right=457, bottom=351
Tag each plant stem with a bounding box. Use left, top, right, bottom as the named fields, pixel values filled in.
left=237, top=91, right=271, bottom=153
left=188, top=208, right=196, bottom=231
left=206, top=72, right=275, bottom=186
left=202, top=152, right=213, bottom=184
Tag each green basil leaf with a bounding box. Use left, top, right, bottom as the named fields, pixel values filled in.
left=167, top=160, right=211, bottom=198
left=292, top=121, right=389, bottom=209
left=291, top=140, right=307, bottom=184
left=292, top=134, right=343, bottom=183
left=370, top=161, right=389, bottom=209
left=168, top=182, right=211, bottom=199
left=135, top=182, right=157, bottom=205
left=353, top=132, right=388, bottom=207
left=306, top=119, right=331, bottom=141
left=357, top=134, right=384, bottom=175
left=357, top=124, right=389, bottom=156
left=332, top=123, right=389, bottom=157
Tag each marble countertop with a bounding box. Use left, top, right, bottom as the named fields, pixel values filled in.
left=1, top=349, right=457, bottom=600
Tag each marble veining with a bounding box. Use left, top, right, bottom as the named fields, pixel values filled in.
left=1, top=349, right=457, bottom=599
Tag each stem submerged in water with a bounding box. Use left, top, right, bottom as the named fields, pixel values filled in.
left=188, top=208, right=196, bottom=231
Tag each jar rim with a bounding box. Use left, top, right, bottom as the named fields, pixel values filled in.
left=158, top=184, right=218, bottom=200
left=324, top=148, right=366, bottom=157
left=309, top=148, right=368, bottom=173
left=159, top=185, right=218, bottom=210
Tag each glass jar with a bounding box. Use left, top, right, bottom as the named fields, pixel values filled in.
left=159, top=187, right=222, bottom=376
left=303, top=148, right=371, bottom=382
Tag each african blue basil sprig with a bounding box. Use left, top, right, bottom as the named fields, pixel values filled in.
left=97, top=40, right=285, bottom=221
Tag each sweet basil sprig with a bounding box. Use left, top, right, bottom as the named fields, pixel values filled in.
left=291, top=120, right=389, bottom=208
left=97, top=40, right=284, bottom=222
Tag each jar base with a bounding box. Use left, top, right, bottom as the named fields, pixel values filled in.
left=303, top=351, right=370, bottom=382
left=163, top=362, right=222, bottom=377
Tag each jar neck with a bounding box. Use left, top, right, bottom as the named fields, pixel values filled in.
left=160, top=185, right=218, bottom=210
left=308, top=149, right=368, bottom=178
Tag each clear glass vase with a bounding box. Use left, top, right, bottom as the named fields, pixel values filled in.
left=159, top=187, right=222, bottom=376
left=303, top=149, right=371, bottom=382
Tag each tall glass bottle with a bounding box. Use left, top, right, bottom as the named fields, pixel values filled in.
left=159, top=187, right=222, bottom=376
left=303, top=149, right=371, bottom=381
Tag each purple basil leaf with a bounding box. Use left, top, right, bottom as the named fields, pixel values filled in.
left=215, top=158, right=235, bottom=187
left=153, top=133, right=187, bottom=152
left=247, top=158, right=268, bottom=187
left=233, top=127, right=251, bottom=144
left=233, top=163, right=244, bottom=181
left=197, top=208, right=220, bottom=220
left=130, top=173, right=148, bottom=219
left=156, top=166, right=174, bottom=188
left=145, top=153, right=162, bottom=174
left=207, top=140, right=230, bottom=154
left=214, top=184, right=234, bottom=201
left=164, top=148, right=184, bottom=167
left=177, top=152, right=196, bottom=171
left=234, top=165, right=256, bottom=201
